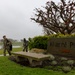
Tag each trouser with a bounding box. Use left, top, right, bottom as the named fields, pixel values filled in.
left=23, top=46, right=28, bottom=52
left=4, top=47, right=11, bottom=56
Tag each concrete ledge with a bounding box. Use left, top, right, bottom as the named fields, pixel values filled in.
left=12, top=51, right=50, bottom=67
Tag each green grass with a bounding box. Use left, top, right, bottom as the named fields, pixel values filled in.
left=0, top=47, right=23, bottom=55
left=12, top=42, right=22, bottom=46
left=0, top=41, right=22, bottom=46
left=0, top=57, right=75, bottom=75
left=12, top=47, right=23, bottom=52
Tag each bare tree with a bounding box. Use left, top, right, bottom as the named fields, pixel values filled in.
left=31, top=0, right=75, bottom=35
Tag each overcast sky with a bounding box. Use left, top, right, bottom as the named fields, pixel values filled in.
left=0, top=0, right=60, bottom=40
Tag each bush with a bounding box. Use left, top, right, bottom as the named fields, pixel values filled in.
left=28, top=36, right=49, bottom=50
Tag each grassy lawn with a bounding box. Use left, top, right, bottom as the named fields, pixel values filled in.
left=12, top=47, right=23, bottom=52
left=0, top=47, right=23, bottom=55
left=0, top=56, right=75, bottom=75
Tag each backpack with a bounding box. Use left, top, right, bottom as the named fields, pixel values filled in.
left=6, top=39, right=12, bottom=51
left=9, top=44, right=12, bottom=51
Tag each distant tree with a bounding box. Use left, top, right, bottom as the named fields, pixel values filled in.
left=31, top=0, right=75, bottom=35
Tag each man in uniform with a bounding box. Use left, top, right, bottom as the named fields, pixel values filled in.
left=23, top=38, right=28, bottom=52
left=3, top=35, right=12, bottom=56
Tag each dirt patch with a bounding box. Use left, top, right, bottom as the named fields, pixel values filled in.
left=30, top=48, right=47, bottom=54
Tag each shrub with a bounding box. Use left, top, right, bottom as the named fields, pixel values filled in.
left=28, top=38, right=34, bottom=50
left=28, top=36, right=49, bottom=50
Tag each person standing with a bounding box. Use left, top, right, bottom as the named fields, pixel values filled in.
left=3, top=35, right=12, bottom=56
left=23, top=38, right=28, bottom=52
